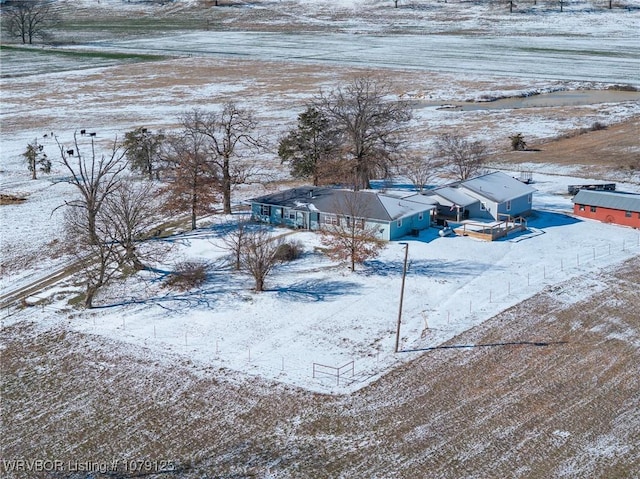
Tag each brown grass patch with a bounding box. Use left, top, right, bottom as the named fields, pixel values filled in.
left=490, top=116, right=640, bottom=174
left=0, top=193, right=27, bottom=205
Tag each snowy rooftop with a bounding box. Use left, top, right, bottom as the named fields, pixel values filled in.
left=460, top=171, right=537, bottom=203
left=252, top=187, right=435, bottom=221
left=572, top=189, right=640, bottom=212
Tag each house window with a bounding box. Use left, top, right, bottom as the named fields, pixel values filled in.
left=590, top=206, right=597, bottom=213
left=323, top=214, right=338, bottom=225
left=418, top=212, right=424, bottom=221
left=506, top=200, right=511, bottom=212
left=578, top=204, right=585, bottom=211
left=625, top=210, right=632, bottom=218
left=397, top=219, right=403, bottom=227
left=528, top=194, right=532, bottom=204
left=260, top=205, right=271, bottom=216
left=480, top=202, right=486, bottom=211
left=288, top=210, right=296, bottom=220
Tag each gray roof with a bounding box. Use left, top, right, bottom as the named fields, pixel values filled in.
left=429, top=186, right=478, bottom=208
left=572, top=190, right=640, bottom=213
left=460, top=171, right=536, bottom=203
left=251, top=187, right=433, bottom=222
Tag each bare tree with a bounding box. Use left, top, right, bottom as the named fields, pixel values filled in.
left=316, top=77, right=412, bottom=190
left=3, top=0, right=57, bottom=44
left=64, top=208, right=121, bottom=309
left=320, top=191, right=385, bottom=271
left=102, top=180, right=168, bottom=271
left=57, top=134, right=128, bottom=244
left=397, top=152, right=444, bottom=193
left=192, top=104, right=263, bottom=214
left=435, top=133, right=487, bottom=181
left=239, top=227, right=285, bottom=292
left=220, top=219, right=251, bottom=271
left=23, top=138, right=50, bottom=179
left=162, top=111, right=219, bottom=230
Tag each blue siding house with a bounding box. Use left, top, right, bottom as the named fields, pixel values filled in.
left=428, top=171, right=535, bottom=222
left=250, top=187, right=436, bottom=241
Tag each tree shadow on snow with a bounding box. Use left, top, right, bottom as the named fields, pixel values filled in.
left=360, top=259, right=501, bottom=278
left=96, top=261, right=248, bottom=312
left=271, top=279, right=362, bottom=302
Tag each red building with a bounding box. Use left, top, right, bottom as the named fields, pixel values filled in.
left=572, top=190, right=640, bottom=228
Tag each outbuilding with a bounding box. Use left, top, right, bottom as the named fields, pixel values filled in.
left=572, top=190, right=640, bottom=228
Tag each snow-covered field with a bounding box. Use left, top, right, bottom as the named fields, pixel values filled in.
left=1, top=0, right=639, bottom=395
left=4, top=169, right=640, bottom=393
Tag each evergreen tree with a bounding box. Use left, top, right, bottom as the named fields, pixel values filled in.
left=123, top=127, right=165, bottom=180
left=278, top=106, right=338, bottom=186
left=23, top=138, right=50, bottom=179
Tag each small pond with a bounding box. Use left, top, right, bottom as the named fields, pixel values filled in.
left=424, top=89, right=640, bottom=111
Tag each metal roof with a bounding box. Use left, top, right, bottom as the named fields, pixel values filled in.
left=572, top=190, right=640, bottom=213
left=428, top=186, right=478, bottom=208
left=459, top=171, right=536, bottom=203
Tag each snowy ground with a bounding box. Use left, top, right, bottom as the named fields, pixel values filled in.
left=5, top=169, right=640, bottom=393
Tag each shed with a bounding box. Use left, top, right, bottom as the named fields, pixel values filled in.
left=572, top=190, right=640, bottom=228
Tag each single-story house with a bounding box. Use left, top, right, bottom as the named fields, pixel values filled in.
left=572, top=190, right=640, bottom=228
left=427, top=171, right=536, bottom=222
left=250, top=187, right=436, bottom=241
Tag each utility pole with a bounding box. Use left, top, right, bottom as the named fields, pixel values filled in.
left=395, top=242, right=409, bottom=353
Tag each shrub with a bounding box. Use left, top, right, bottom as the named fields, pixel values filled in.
left=509, top=133, right=527, bottom=151
left=591, top=121, right=607, bottom=131
left=274, top=240, right=304, bottom=262
left=164, top=261, right=208, bottom=291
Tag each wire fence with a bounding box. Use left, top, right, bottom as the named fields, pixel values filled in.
left=3, top=232, right=639, bottom=392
